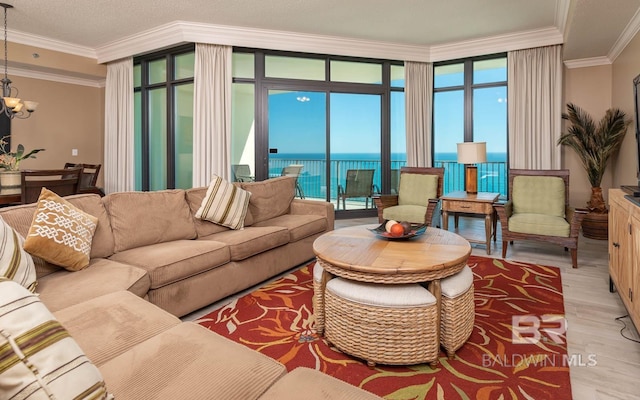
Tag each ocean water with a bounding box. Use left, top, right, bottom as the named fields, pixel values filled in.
left=270, top=152, right=507, bottom=199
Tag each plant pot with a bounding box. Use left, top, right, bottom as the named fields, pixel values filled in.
left=581, top=211, right=608, bottom=240
left=0, top=170, right=21, bottom=195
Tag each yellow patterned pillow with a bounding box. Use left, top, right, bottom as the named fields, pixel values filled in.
left=24, top=188, right=98, bottom=271
left=0, top=278, right=113, bottom=399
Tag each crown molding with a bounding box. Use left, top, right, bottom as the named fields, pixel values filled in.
left=429, top=27, right=563, bottom=62
left=8, top=29, right=97, bottom=59
left=563, top=56, right=612, bottom=69
left=608, top=6, right=640, bottom=62
left=7, top=66, right=105, bottom=88
left=96, top=21, right=430, bottom=64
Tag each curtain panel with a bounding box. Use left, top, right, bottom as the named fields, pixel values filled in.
left=507, top=45, right=563, bottom=169
left=104, top=57, right=134, bottom=194
left=405, top=62, right=434, bottom=167
left=193, top=44, right=232, bottom=186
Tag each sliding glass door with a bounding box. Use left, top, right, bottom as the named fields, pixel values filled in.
left=267, top=89, right=326, bottom=200
left=330, top=93, right=381, bottom=211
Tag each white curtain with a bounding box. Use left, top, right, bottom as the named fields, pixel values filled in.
left=193, top=43, right=232, bottom=186
left=405, top=61, right=433, bottom=167
left=104, top=57, right=134, bottom=194
left=507, top=45, right=563, bottom=169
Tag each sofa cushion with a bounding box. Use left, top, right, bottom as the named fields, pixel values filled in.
left=199, top=226, right=289, bottom=261
left=0, top=279, right=112, bottom=400
left=36, top=258, right=150, bottom=312
left=66, top=193, right=116, bottom=259
left=54, top=291, right=180, bottom=366
left=253, top=214, right=327, bottom=242
left=508, top=213, right=570, bottom=237
left=24, top=188, right=98, bottom=271
left=0, top=216, right=36, bottom=291
left=186, top=187, right=254, bottom=237
left=195, top=175, right=252, bottom=230
left=398, top=173, right=439, bottom=206
left=512, top=175, right=565, bottom=218
left=98, top=323, right=286, bottom=400
left=382, top=204, right=427, bottom=225
left=241, top=176, right=296, bottom=224
left=259, top=367, right=383, bottom=400
left=0, top=203, right=60, bottom=278
left=103, top=189, right=197, bottom=253
left=108, top=240, right=230, bottom=289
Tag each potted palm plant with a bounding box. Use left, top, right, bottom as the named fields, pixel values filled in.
left=558, top=103, right=631, bottom=239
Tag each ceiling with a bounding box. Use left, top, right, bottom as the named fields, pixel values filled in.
left=3, top=0, right=640, bottom=64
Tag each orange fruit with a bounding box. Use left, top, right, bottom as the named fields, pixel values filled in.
left=389, top=223, right=405, bottom=237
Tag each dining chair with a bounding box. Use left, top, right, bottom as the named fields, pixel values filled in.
left=64, top=163, right=104, bottom=196
left=21, top=167, right=82, bottom=204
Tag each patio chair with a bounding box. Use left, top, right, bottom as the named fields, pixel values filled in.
left=337, top=169, right=376, bottom=210
left=281, top=164, right=305, bottom=198
left=231, top=164, right=254, bottom=182
left=493, top=169, right=588, bottom=268
left=373, top=167, right=444, bottom=226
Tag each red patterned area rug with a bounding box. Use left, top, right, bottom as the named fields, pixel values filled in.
left=198, top=256, right=572, bottom=400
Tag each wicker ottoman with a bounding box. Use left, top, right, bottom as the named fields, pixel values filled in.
left=440, top=265, right=475, bottom=358
left=312, top=262, right=325, bottom=334
left=324, top=277, right=439, bottom=367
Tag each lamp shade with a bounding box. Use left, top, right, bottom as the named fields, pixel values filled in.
left=457, top=142, right=487, bottom=164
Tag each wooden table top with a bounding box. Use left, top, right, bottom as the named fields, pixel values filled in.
left=441, top=191, right=500, bottom=203
left=313, top=225, right=471, bottom=277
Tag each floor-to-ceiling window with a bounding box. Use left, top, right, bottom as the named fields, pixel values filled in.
left=134, top=45, right=195, bottom=191
left=232, top=50, right=405, bottom=216
left=433, top=54, right=507, bottom=196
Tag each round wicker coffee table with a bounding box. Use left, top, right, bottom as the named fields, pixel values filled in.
left=312, top=225, right=472, bottom=366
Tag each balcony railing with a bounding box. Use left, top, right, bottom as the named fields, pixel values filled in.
left=268, top=158, right=507, bottom=205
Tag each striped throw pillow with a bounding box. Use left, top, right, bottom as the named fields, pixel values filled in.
left=0, top=278, right=113, bottom=399
left=195, top=175, right=251, bottom=230
left=0, top=217, right=36, bottom=292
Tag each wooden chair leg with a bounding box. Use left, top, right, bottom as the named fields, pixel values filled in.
left=502, top=241, right=508, bottom=258
left=570, top=248, right=578, bottom=269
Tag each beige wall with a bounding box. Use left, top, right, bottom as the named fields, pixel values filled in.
left=612, top=31, right=640, bottom=187
left=2, top=43, right=106, bottom=186
left=562, top=64, right=613, bottom=207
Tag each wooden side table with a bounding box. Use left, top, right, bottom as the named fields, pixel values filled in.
left=441, top=191, right=500, bottom=255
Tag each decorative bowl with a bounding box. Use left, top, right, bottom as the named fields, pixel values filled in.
left=368, top=221, right=427, bottom=241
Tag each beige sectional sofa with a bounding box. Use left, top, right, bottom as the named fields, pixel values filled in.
left=0, top=176, right=334, bottom=316
left=0, top=176, right=383, bottom=399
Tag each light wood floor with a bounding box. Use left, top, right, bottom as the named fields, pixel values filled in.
left=185, top=215, right=640, bottom=400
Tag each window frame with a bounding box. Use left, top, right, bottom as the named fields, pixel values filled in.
left=133, top=43, right=195, bottom=191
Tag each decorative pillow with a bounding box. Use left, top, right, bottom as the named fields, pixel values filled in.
left=0, top=217, right=36, bottom=292
left=0, top=278, right=113, bottom=399
left=23, top=188, right=98, bottom=271
left=195, top=175, right=251, bottom=230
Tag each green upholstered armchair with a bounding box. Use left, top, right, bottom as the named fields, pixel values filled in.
left=373, top=167, right=444, bottom=226
left=493, top=169, right=588, bottom=268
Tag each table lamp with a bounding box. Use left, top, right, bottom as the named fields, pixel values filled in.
left=457, top=142, right=487, bottom=194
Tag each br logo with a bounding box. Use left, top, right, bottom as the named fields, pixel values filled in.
left=512, top=314, right=566, bottom=344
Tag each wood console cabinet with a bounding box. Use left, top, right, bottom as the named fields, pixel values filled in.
left=608, top=189, right=640, bottom=331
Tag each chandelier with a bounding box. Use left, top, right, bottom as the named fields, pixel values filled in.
left=0, top=3, right=37, bottom=119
